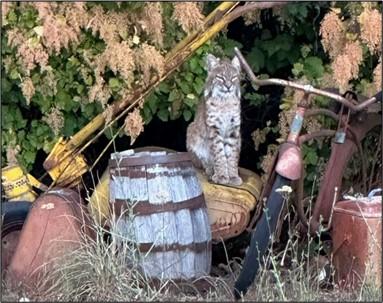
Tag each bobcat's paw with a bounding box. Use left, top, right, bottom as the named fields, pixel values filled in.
left=211, top=173, right=229, bottom=185
left=230, top=176, right=243, bottom=186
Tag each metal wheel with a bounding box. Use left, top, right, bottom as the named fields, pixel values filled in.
left=1, top=201, right=31, bottom=275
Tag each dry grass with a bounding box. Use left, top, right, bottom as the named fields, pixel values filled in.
left=2, top=182, right=381, bottom=302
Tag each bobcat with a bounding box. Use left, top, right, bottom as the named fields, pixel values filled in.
left=186, top=53, right=242, bottom=186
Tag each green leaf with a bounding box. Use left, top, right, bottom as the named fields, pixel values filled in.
left=247, top=47, right=265, bottom=73
left=25, top=19, right=35, bottom=29
left=220, top=39, right=243, bottom=57
left=83, top=103, right=95, bottom=118
left=24, top=150, right=36, bottom=165
left=9, top=69, right=19, bottom=80
left=55, top=89, right=72, bottom=111
left=141, top=106, right=153, bottom=124
left=275, top=34, right=292, bottom=51
left=183, top=110, right=192, bottom=121
left=157, top=109, right=169, bottom=122
left=36, top=124, right=45, bottom=136
left=109, top=78, right=120, bottom=89
left=262, top=40, right=279, bottom=57
left=177, top=81, right=192, bottom=94
left=189, top=57, right=200, bottom=71
left=146, top=94, right=158, bottom=113
left=7, top=10, right=17, bottom=25
left=2, top=78, right=12, bottom=93
left=76, top=84, right=85, bottom=94
left=158, top=82, right=170, bottom=93
left=193, top=77, right=205, bottom=95
left=29, top=135, right=38, bottom=148
left=17, top=130, right=26, bottom=141
left=184, top=72, right=194, bottom=83
left=244, top=92, right=266, bottom=107
left=304, top=148, right=318, bottom=165
left=63, top=114, right=77, bottom=136
left=84, top=75, right=93, bottom=86
left=292, top=62, right=304, bottom=77
left=168, top=90, right=179, bottom=102
left=303, top=56, right=324, bottom=79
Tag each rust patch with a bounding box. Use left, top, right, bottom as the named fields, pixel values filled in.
left=332, top=197, right=382, bottom=289
left=275, top=142, right=302, bottom=181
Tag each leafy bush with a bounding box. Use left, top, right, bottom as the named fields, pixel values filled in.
left=1, top=2, right=381, bottom=198
left=1, top=2, right=223, bottom=170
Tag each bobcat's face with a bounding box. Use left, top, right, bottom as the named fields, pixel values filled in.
left=205, top=54, right=241, bottom=99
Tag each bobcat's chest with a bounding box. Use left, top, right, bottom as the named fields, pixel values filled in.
left=219, top=112, right=239, bottom=135
left=206, top=98, right=240, bottom=137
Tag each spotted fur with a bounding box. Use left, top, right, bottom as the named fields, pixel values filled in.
left=186, top=54, right=242, bottom=185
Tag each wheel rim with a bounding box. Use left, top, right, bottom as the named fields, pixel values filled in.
left=2, top=221, right=25, bottom=276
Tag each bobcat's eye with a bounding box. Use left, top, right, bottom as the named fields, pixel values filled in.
left=231, top=76, right=238, bottom=81
left=216, top=75, right=224, bottom=82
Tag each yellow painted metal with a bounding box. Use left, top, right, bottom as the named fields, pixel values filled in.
left=88, top=169, right=110, bottom=225
left=1, top=165, right=37, bottom=202
left=26, top=174, right=48, bottom=191
left=196, top=167, right=263, bottom=239
left=43, top=137, right=88, bottom=187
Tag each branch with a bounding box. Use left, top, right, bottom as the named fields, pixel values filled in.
left=227, top=1, right=289, bottom=23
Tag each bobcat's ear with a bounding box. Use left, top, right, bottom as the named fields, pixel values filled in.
left=231, top=56, right=241, bottom=72
left=206, top=54, right=220, bottom=71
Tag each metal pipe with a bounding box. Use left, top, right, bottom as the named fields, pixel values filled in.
left=234, top=47, right=377, bottom=112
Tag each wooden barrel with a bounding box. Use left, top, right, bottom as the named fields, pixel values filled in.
left=109, top=150, right=212, bottom=281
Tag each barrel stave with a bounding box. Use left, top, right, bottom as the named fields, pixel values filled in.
left=109, top=150, right=212, bottom=280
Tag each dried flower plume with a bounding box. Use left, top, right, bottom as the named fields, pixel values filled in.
left=330, top=41, right=364, bottom=93
left=124, top=108, right=144, bottom=145
left=172, top=2, right=204, bottom=34
left=373, top=59, right=382, bottom=92
left=320, top=10, right=345, bottom=59
left=358, top=7, right=382, bottom=54
left=135, top=43, right=165, bottom=85
left=42, top=107, right=64, bottom=136
left=21, top=77, right=35, bottom=105
left=139, top=3, right=164, bottom=48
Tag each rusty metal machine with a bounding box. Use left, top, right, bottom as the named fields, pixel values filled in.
left=332, top=190, right=382, bottom=289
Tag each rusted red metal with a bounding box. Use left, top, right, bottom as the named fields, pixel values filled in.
left=311, top=112, right=381, bottom=230
left=114, top=194, right=205, bottom=216
left=6, top=188, right=94, bottom=293
left=331, top=196, right=382, bottom=289
left=275, top=142, right=302, bottom=181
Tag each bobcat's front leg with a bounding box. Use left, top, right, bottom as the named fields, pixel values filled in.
left=208, top=126, right=229, bottom=184
left=225, top=127, right=242, bottom=186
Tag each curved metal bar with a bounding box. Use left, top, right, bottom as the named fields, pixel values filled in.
left=298, top=129, right=336, bottom=146
left=347, top=127, right=368, bottom=195
left=296, top=129, right=363, bottom=234
left=234, top=47, right=377, bottom=112
left=295, top=164, right=309, bottom=229
left=304, top=108, right=339, bottom=121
